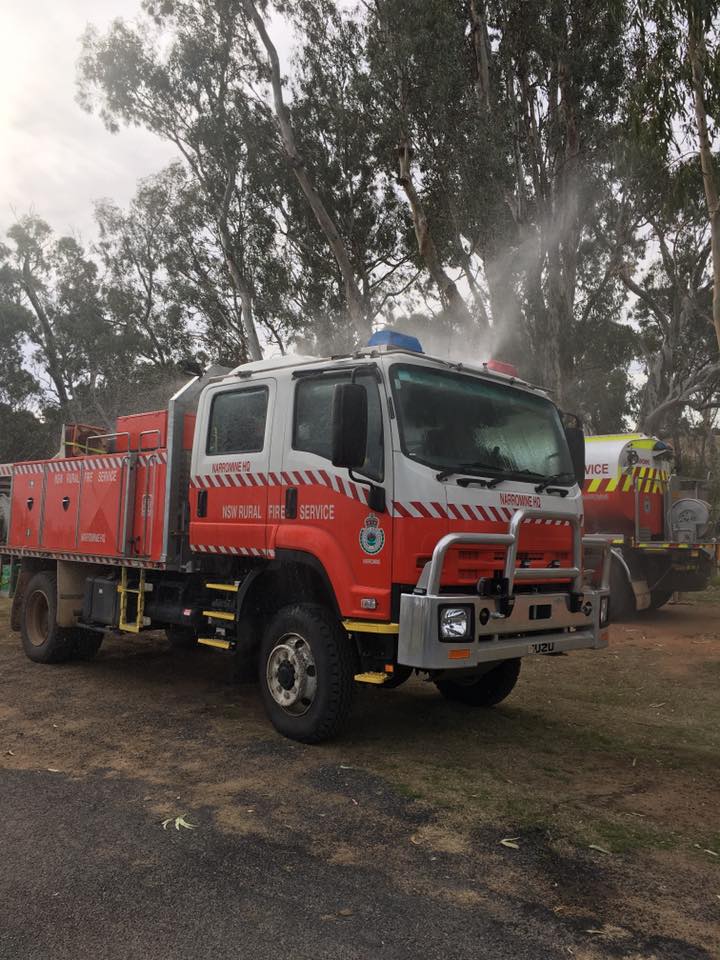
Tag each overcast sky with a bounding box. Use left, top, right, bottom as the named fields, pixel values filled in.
left=0, top=0, right=179, bottom=240
left=0, top=0, right=294, bottom=244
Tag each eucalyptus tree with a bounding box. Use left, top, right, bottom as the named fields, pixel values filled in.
left=606, top=152, right=720, bottom=439
left=0, top=216, right=107, bottom=413
left=629, top=0, right=720, bottom=355
left=95, top=167, right=195, bottom=368
left=78, top=0, right=282, bottom=359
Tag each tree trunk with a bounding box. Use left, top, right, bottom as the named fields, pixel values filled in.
left=469, top=0, right=491, bottom=111
left=20, top=263, right=70, bottom=409
left=397, top=137, right=474, bottom=327
left=217, top=219, right=262, bottom=362
left=242, top=0, right=370, bottom=339
left=688, top=11, right=720, bottom=354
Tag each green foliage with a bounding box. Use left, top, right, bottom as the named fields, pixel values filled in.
left=1, top=0, right=719, bottom=466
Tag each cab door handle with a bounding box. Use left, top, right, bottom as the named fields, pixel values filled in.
left=285, top=487, right=297, bottom=520
left=197, top=489, right=208, bottom=518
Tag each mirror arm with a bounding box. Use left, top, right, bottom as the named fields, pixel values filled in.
left=348, top=468, right=387, bottom=513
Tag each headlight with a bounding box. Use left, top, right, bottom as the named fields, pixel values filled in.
left=439, top=606, right=472, bottom=640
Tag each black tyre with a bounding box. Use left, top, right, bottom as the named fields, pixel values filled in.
left=259, top=604, right=357, bottom=744
left=649, top=589, right=673, bottom=611
left=379, top=664, right=413, bottom=689
left=165, top=625, right=198, bottom=650
left=72, top=629, right=104, bottom=660
left=21, top=571, right=76, bottom=664
left=435, top=658, right=521, bottom=707
left=609, top=558, right=637, bottom=621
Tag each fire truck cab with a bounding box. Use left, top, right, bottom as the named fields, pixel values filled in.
left=0, top=334, right=610, bottom=742
left=583, top=434, right=715, bottom=617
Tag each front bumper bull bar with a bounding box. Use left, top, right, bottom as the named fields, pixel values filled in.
left=398, top=509, right=611, bottom=671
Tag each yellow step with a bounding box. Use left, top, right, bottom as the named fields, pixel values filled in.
left=202, top=610, right=235, bottom=621
left=198, top=638, right=232, bottom=651
left=206, top=582, right=239, bottom=592
left=354, top=672, right=388, bottom=685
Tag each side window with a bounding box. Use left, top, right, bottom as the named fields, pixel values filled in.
left=206, top=386, right=269, bottom=456
left=293, top=374, right=384, bottom=481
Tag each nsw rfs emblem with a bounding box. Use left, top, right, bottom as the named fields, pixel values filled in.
left=359, top=513, right=385, bottom=555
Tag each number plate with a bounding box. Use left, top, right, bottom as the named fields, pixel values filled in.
left=528, top=641, right=555, bottom=655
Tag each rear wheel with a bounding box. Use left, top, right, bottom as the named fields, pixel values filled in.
left=21, top=571, right=75, bottom=664
left=435, top=658, right=521, bottom=707
left=649, top=589, right=673, bottom=611
left=609, top=558, right=637, bottom=621
left=259, top=604, right=357, bottom=743
left=72, top=629, right=103, bottom=660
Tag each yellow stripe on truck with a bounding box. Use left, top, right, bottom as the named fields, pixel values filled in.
left=343, top=620, right=400, bottom=634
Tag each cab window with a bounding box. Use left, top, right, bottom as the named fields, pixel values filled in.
left=293, top=372, right=384, bottom=481
left=206, top=386, right=269, bottom=455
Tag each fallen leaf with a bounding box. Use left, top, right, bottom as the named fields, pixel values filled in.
left=589, top=844, right=612, bottom=855
left=5, top=750, right=14, bottom=756
left=337, top=908, right=353, bottom=917
left=648, top=702, right=666, bottom=709
left=409, top=834, right=422, bottom=845
left=47, top=768, right=61, bottom=773
left=500, top=838, right=520, bottom=850
left=162, top=816, right=197, bottom=831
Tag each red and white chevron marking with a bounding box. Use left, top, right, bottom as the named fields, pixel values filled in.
left=191, top=544, right=276, bottom=558
left=192, top=468, right=370, bottom=505
left=0, top=547, right=166, bottom=569
left=191, top=469, right=571, bottom=524
left=10, top=450, right=168, bottom=475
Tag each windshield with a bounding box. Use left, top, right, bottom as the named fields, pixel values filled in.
left=390, top=363, right=574, bottom=482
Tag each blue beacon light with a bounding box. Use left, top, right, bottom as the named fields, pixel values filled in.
left=367, top=330, right=424, bottom=353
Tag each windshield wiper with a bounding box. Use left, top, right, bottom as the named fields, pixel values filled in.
left=535, top=473, right=575, bottom=493
left=436, top=464, right=505, bottom=487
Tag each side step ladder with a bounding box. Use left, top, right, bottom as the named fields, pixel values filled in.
left=198, top=582, right=239, bottom=651
left=117, top=567, right=152, bottom=634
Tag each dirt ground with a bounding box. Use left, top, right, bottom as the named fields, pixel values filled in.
left=1, top=592, right=719, bottom=959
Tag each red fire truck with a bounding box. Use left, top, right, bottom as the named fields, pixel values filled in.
left=583, top=434, right=715, bottom=617
left=0, top=332, right=610, bottom=742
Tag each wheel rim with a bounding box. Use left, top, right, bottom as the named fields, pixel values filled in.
left=26, top=589, right=50, bottom=647
left=266, top=633, right=317, bottom=717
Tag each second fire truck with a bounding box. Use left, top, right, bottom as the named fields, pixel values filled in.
left=583, top=433, right=714, bottom=617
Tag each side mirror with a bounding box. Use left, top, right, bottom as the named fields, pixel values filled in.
left=564, top=425, right=586, bottom=488
left=331, top=382, right=368, bottom=470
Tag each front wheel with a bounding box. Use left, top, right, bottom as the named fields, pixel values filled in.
left=259, top=604, right=357, bottom=743
left=435, top=658, right=521, bottom=707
